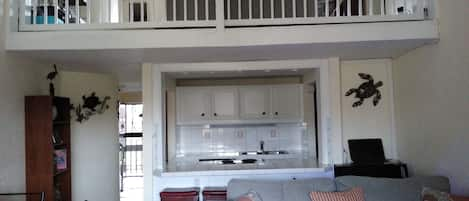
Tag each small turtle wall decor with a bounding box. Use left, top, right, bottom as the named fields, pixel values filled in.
left=70, top=92, right=111, bottom=123
left=345, top=73, right=383, bottom=107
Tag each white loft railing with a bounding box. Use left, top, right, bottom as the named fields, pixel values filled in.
left=18, top=0, right=431, bottom=31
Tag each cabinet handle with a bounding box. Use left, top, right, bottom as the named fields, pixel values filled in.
left=213, top=113, right=218, bottom=116
left=201, top=113, right=205, bottom=117
left=262, top=112, right=266, bottom=115
left=274, top=112, right=279, bottom=116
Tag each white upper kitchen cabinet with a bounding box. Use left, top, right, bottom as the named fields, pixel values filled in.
left=176, top=84, right=303, bottom=125
left=176, top=87, right=211, bottom=124
left=211, top=87, right=239, bottom=121
left=271, top=84, right=304, bottom=122
left=239, top=86, right=271, bottom=120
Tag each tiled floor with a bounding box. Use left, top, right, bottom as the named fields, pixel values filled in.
left=120, top=177, right=144, bottom=201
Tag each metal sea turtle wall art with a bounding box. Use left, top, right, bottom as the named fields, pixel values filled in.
left=345, top=73, right=383, bottom=107
left=70, top=92, right=111, bottom=123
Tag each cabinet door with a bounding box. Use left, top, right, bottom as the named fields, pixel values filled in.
left=271, top=84, right=303, bottom=121
left=211, top=87, right=239, bottom=121
left=176, top=87, right=211, bottom=124
left=239, top=86, right=270, bottom=120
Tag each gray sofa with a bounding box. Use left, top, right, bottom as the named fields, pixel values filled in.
left=227, top=176, right=450, bottom=201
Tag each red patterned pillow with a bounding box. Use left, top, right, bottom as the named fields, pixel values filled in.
left=310, top=188, right=365, bottom=201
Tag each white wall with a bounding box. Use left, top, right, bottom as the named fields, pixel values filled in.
left=393, top=1, right=469, bottom=196
left=0, top=0, right=50, bottom=196
left=341, top=59, right=396, bottom=162
left=57, top=71, right=120, bottom=201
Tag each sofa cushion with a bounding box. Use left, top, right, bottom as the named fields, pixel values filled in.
left=335, top=176, right=451, bottom=201
left=422, top=187, right=454, bottom=201
left=310, top=187, right=365, bottom=201
left=227, top=179, right=284, bottom=201
left=283, top=178, right=337, bottom=201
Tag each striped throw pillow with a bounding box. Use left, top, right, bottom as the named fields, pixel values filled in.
left=310, top=188, right=365, bottom=201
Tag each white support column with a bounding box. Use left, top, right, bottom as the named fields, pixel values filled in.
left=216, top=0, right=225, bottom=30
left=327, top=57, right=343, bottom=164
left=143, top=63, right=155, bottom=201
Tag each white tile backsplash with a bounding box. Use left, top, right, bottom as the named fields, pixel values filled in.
left=176, top=124, right=308, bottom=156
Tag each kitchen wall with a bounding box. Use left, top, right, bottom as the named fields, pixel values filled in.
left=56, top=71, right=120, bottom=201
left=176, top=124, right=306, bottom=155
left=0, top=0, right=50, bottom=197
left=393, top=0, right=469, bottom=195
left=340, top=59, right=395, bottom=162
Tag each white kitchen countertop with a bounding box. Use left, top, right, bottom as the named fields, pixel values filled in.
left=160, top=153, right=331, bottom=177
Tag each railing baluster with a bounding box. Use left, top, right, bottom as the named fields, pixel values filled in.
left=33, top=0, right=37, bottom=24
left=44, top=0, right=48, bottom=24
left=227, top=0, right=231, bottom=19
left=195, top=0, right=199, bottom=20
left=54, top=0, right=58, bottom=24
left=335, top=0, right=339, bottom=16
left=130, top=0, right=135, bottom=22
left=358, top=0, right=362, bottom=16
left=281, top=0, right=285, bottom=18
left=368, top=0, right=373, bottom=15
left=325, top=0, right=329, bottom=17
left=65, top=0, right=69, bottom=24
left=119, top=0, right=124, bottom=22
left=205, top=0, right=209, bottom=20
left=303, top=0, right=306, bottom=17
left=293, top=0, right=296, bottom=17
left=75, top=0, right=79, bottom=24
left=173, top=0, right=176, bottom=21
left=260, top=0, right=263, bottom=18
left=19, top=0, right=25, bottom=25
left=315, top=0, right=318, bottom=17
left=141, top=0, right=145, bottom=21
left=249, top=0, right=252, bottom=19
left=347, top=0, right=351, bottom=16
left=183, top=0, right=187, bottom=21
left=238, top=0, right=241, bottom=19
left=270, top=0, right=274, bottom=18
left=87, top=0, right=91, bottom=23
left=380, top=0, right=384, bottom=15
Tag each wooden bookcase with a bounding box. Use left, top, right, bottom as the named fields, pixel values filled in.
left=25, top=96, right=71, bottom=201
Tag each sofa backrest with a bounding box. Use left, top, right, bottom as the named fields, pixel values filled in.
left=335, top=176, right=451, bottom=201
left=283, top=178, right=337, bottom=201
left=227, top=178, right=337, bottom=201
left=227, top=179, right=284, bottom=201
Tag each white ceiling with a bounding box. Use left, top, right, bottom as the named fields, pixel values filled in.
left=13, top=39, right=432, bottom=86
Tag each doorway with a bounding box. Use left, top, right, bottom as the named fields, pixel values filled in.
left=119, top=103, right=144, bottom=201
